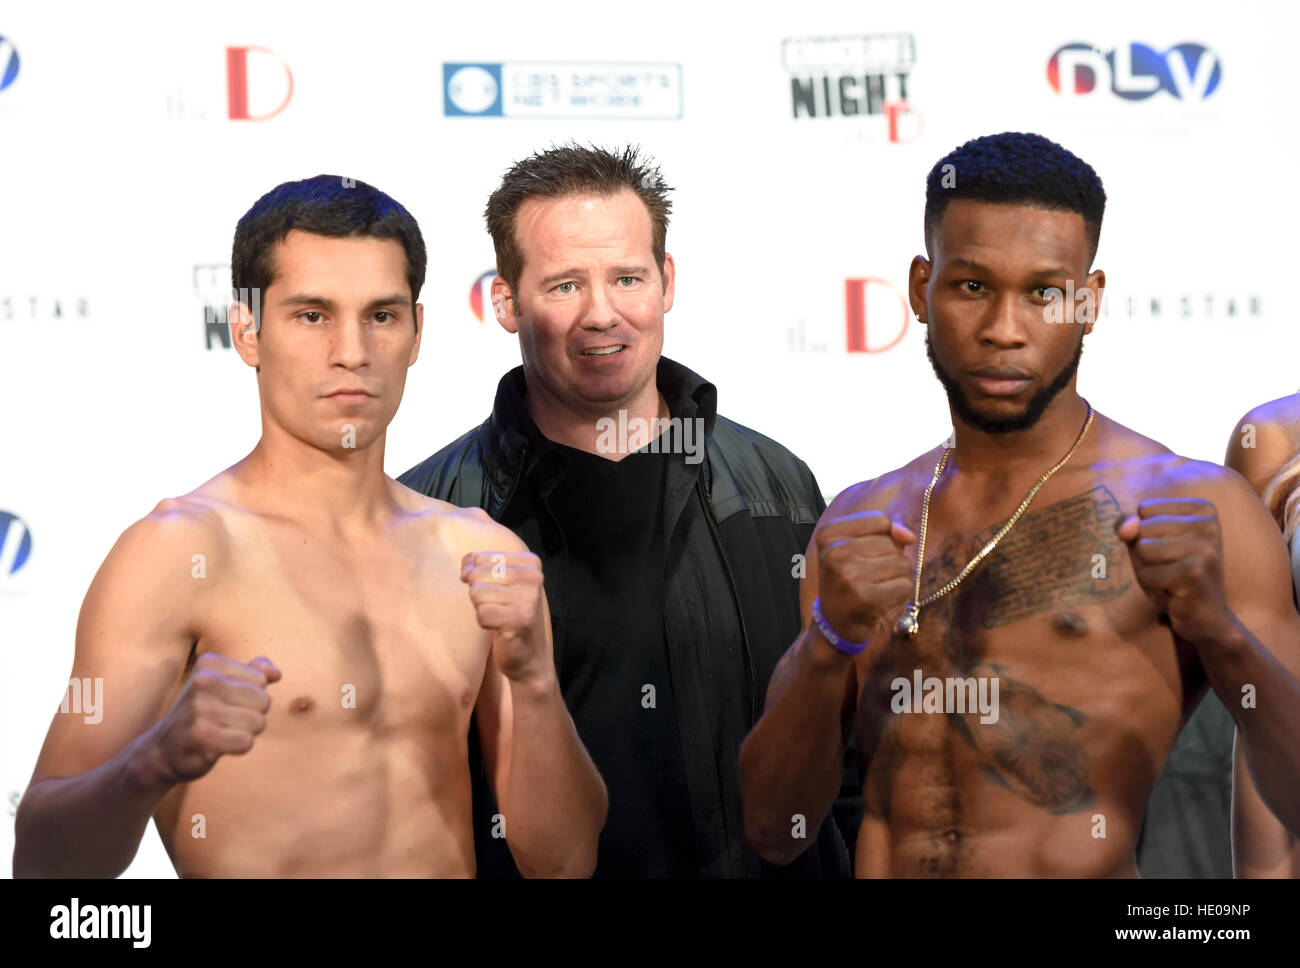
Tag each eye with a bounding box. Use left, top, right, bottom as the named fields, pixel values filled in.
left=617, top=276, right=637, bottom=286
left=373, top=311, right=395, bottom=324
left=1033, top=286, right=1055, bottom=300
left=299, top=311, right=324, bottom=323
left=555, top=281, right=576, bottom=295
left=960, top=280, right=984, bottom=293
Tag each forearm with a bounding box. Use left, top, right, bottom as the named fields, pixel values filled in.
left=13, top=729, right=173, bottom=878
left=739, top=626, right=856, bottom=865
left=498, top=672, right=607, bottom=878
left=1202, top=618, right=1300, bottom=837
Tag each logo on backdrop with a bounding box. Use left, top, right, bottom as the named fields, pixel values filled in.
left=786, top=277, right=911, bottom=355
left=0, top=511, right=33, bottom=577
left=226, top=46, right=294, bottom=120
left=168, top=47, right=293, bottom=120
left=442, top=62, right=683, bottom=119
left=845, top=277, right=910, bottom=353
left=469, top=269, right=497, bottom=323
left=0, top=36, right=19, bottom=93
left=781, top=34, right=920, bottom=142
left=1047, top=43, right=1222, bottom=101
left=195, top=264, right=234, bottom=350
left=0, top=294, right=90, bottom=323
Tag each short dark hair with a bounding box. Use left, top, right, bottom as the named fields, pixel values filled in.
left=484, top=143, right=672, bottom=295
left=924, top=132, right=1106, bottom=265
left=232, top=174, right=427, bottom=325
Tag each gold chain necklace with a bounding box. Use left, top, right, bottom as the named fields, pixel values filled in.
left=895, top=400, right=1095, bottom=638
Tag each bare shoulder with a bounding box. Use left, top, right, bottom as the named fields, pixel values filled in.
left=77, top=484, right=234, bottom=654
left=821, top=445, right=948, bottom=524
left=1120, top=444, right=1262, bottom=521
left=1233, top=392, right=1300, bottom=438
left=105, top=487, right=232, bottom=578
left=1225, top=393, right=1300, bottom=489
left=389, top=479, right=527, bottom=557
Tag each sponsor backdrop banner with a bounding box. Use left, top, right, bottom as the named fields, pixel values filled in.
left=1, top=0, right=1296, bottom=875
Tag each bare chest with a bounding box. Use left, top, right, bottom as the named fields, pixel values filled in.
left=855, top=481, right=1196, bottom=814
left=191, top=524, right=488, bottom=737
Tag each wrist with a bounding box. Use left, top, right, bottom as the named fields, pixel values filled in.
left=505, top=659, right=559, bottom=696
left=810, top=597, right=870, bottom=657
left=125, top=729, right=174, bottom=797
left=1189, top=608, right=1249, bottom=654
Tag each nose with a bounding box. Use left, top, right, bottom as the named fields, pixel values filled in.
left=977, top=291, right=1030, bottom=350
left=328, top=315, right=370, bottom=369
left=581, top=280, right=620, bottom=330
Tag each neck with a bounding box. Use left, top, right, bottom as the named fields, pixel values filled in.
left=237, top=420, right=396, bottom=530
left=526, top=378, right=668, bottom=460
left=947, top=390, right=1090, bottom=478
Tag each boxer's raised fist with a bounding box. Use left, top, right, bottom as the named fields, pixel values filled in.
left=461, top=551, right=548, bottom=682
left=1117, top=498, right=1234, bottom=647
left=145, top=653, right=280, bottom=785
left=815, top=511, right=917, bottom=646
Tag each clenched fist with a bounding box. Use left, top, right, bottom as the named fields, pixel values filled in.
left=815, top=510, right=917, bottom=646
left=144, top=653, right=280, bottom=785
left=1117, top=497, right=1235, bottom=647
left=461, top=551, right=549, bottom=682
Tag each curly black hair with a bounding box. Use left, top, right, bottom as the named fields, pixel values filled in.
left=924, top=132, right=1106, bottom=264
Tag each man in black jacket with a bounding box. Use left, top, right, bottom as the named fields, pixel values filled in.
left=399, top=144, right=858, bottom=877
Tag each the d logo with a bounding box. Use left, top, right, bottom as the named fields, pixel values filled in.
left=226, top=46, right=294, bottom=121
left=845, top=277, right=909, bottom=353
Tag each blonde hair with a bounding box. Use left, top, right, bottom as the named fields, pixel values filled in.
left=1263, top=451, right=1300, bottom=544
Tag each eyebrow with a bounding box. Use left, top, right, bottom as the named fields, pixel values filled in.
left=537, top=266, right=652, bottom=287
left=944, top=258, right=1073, bottom=278
left=276, top=293, right=409, bottom=311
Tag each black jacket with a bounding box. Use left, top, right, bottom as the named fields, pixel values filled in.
left=399, top=357, right=860, bottom=877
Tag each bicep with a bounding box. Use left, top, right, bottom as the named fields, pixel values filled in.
left=1218, top=476, right=1300, bottom=678
left=28, top=515, right=207, bottom=784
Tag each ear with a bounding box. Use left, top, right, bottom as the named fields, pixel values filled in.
left=661, top=252, right=676, bottom=314
left=229, top=301, right=261, bottom=368
left=1083, top=268, right=1104, bottom=336
left=908, top=255, right=931, bottom=325
left=408, top=303, right=424, bottom=367
left=490, top=274, right=517, bottom=335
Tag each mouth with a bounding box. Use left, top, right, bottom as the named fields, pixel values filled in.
left=578, top=345, right=625, bottom=358
left=325, top=389, right=376, bottom=402
left=967, top=366, right=1032, bottom=397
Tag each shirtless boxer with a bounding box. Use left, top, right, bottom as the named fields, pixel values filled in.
left=1224, top=394, right=1300, bottom=876
left=12, top=175, right=606, bottom=877
left=739, top=132, right=1300, bottom=876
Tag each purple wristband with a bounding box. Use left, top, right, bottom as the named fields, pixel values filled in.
left=810, top=597, right=869, bottom=655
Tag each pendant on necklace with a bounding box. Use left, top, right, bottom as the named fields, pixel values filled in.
left=895, top=605, right=920, bottom=638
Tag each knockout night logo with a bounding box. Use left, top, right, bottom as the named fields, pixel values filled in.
left=782, top=33, right=920, bottom=141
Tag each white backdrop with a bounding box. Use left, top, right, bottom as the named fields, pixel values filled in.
left=2, top=0, right=1296, bottom=876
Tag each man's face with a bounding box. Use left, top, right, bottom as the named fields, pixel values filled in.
left=235, top=229, right=422, bottom=452
left=909, top=199, right=1104, bottom=434
left=492, top=189, right=674, bottom=418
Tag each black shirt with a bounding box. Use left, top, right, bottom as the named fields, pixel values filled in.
left=545, top=443, right=699, bottom=876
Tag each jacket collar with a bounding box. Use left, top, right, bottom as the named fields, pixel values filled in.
left=479, top=356, right=719, bottom=498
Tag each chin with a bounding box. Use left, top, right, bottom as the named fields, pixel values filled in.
left=957, top=399, right=1043, bottom=435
